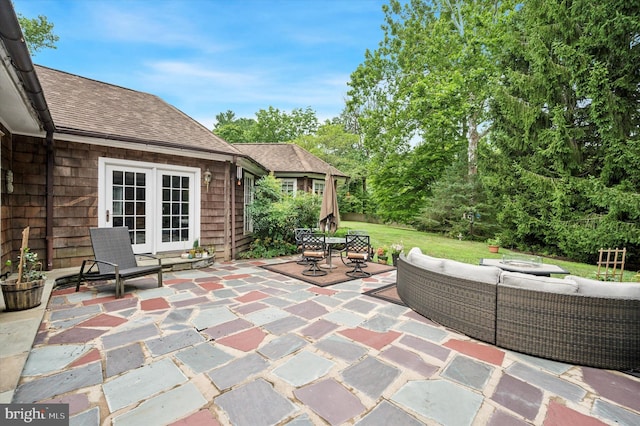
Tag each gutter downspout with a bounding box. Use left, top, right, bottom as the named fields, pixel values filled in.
left=231, top=156, right=237, bottom=260
left=46, top=131, right=54, bottom=270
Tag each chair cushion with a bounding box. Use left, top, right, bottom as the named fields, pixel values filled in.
left=347, top=252, right=368, bottom=260
left=566, top=275, right=640, bottom=299
left=303, top=250, right=325, bottom=258
left=500, top=271, right=578, bottom=294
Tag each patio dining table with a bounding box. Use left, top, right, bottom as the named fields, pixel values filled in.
left=320, top=236, right=347, bottom=270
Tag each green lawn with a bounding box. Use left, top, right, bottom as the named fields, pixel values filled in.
left=340, top=220, right=638, bottom=281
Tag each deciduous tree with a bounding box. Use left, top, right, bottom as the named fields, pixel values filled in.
left=18, top=14, right=59, bottom=55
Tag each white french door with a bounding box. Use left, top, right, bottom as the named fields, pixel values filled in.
left=105, top=164, right=152, bottom=252
left=99, top=158, right=201, bottom=254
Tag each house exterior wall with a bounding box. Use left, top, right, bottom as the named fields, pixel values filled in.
left=1, top=123, right=16, bottom=273
left=1, top=131, right=48, bottom=274
left=1, top=134, right=247, bottom=271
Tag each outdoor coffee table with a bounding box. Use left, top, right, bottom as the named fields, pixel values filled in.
left=480, top=257, right=569, bottom=277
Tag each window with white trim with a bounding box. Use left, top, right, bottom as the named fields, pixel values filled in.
left=244, top=174, right=255, bottom=233
left=280, top=178, right=296, bottom=195
left=313, top=180, right=325, bottom=196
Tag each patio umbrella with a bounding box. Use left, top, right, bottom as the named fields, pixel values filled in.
left=319, top=173, right=339, bottom=233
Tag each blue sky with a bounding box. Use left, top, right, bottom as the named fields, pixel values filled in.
left=14, top=0, right=389, bottom=130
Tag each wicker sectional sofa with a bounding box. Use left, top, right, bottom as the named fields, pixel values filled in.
left=396, top=248, right=640, bottom=370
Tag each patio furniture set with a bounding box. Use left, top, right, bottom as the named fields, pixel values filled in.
left=397, top=247, right=640, bottom=370
left=296, top=229, right=371, bottom=278
left=71, top=227, right=639, bottom=371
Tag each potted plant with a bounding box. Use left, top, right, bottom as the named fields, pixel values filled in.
left=1, top=228, right=46, bottom=311
left=486, top=237, right=502, bottom=254
left=390, top=242, right=404, bottom=266
left=376, top=246, right=389, bottom=264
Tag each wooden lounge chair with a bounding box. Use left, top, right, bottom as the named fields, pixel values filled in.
left=76, top=227, right=163, bottom=298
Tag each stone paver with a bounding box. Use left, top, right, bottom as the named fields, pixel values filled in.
left=258, top=333, right=307, bottom=360
left=22, top=344, right=90, bottom=375
left=342, top=356, right=400, bottom=399
left=582, top=367, right=640, bottom=412
left=208, top=353, right=269, bottom=390
left=48, top=327, right=107, bottom=344
left=145, top=328, right=205, bottom=356
left=13, top=362, right=103, bottom=403
left=216, top=327, right=266, bottom=351
left=244, top=306, right=290, bottom=326
left=101, top=323, right=158, bottom=350
left=593, top=399, right=640, bottom=425
left=399, top=334, right=451, bottom=362
left=112, top=382, right=206, bottom=426
left=392, top=380, right=484, bottom=426
left=323, top=310, right=365, bottom=327
left=355, top=400, right=423, bottom=426
left=507, top=362, right=586, bottom=402
left=284, top=300, right=328, bottom=319
left=273, top=351, right=334, bottom=386
left=191, top=307, right=237, bottom=330
left=380, top=345, right=438, bottom=377
left=491, top=374, right=544, bottom=421
left=3, top=258, right=639, bottom=426
left=215, top=379, right=297, bottom=426
left=71, top=407, right=100, bottom=426
left=175, top=342, right=233, bottom=374
left=361, top=314, right=398, bottom=332
left=301, top=319, right=339, bottom=339
left=442, top=355, right=494, bottom=390
left=261, top=316, right=307, bottom=335
left=339, top=327, right=401, bottom=350
left=315, top=334, right=368, bottom=363
left=295, top=379, right=366, bottom=425
left=103, top=358, right=186, bottom=411
left=398, top=320, right=449, bottom=342
left=105, top=343, right=145, bottom=378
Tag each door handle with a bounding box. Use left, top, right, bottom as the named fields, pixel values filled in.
left=106, top=210, right=110, bottom=222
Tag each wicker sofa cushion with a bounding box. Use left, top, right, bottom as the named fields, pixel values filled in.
left=566, top=275, right=640, bottom=299
left=407, top=247, right=444, bottom=272
left=500, top=271, right=578, bottom=294
left=443, top=259, right=501, bottom=284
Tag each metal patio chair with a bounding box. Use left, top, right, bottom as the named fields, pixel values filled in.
left=294, top=228, right=312, bottom=265
left=301, top=233, right=328, bottom=277
left=342, top=234, right=371, bottom=278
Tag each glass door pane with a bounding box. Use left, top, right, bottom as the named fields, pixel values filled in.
left=106, top=166, right=151, bottom=253
left=161, top=173, right=191, bottom=244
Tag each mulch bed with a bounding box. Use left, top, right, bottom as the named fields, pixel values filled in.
left=261, top=260, right=396, bottom=287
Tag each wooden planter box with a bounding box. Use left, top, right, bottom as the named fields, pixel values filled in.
left=1, top=279, right=45, bottom=311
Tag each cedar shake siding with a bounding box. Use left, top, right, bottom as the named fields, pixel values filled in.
left=4, top=136, right=247, bottom=269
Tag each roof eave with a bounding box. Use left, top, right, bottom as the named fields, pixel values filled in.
left=0, top=0, right=55, bottom=133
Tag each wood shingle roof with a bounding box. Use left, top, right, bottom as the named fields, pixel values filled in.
left=234, top=143, right=347, bottom=178
left=35, top=65, right=241, bottom=156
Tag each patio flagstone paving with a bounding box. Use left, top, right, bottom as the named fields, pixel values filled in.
left=1, top=256, right=639, bottom=425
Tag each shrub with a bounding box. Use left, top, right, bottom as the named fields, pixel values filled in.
left=242, top=175, right=322, bottom=258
